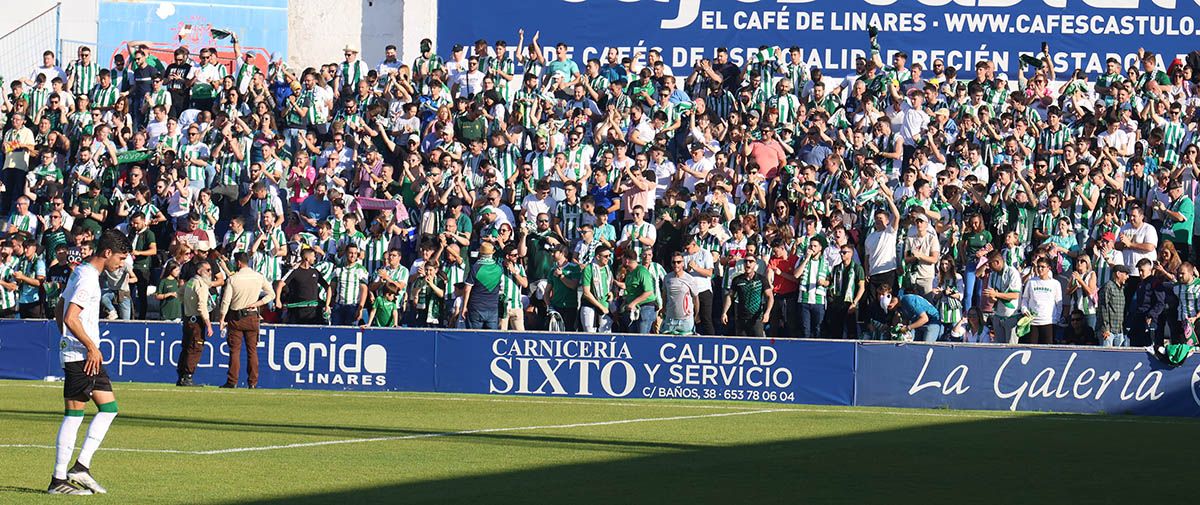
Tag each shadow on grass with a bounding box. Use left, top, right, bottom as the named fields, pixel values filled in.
left=0, top=409, right=706, bottom=455
left=215, top=413, right=1197, bottom=505
left=0, top=485, right=43, bottom=495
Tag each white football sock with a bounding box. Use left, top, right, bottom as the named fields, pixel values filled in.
left=53, top=414, right=84, bottom=480
left=76, top=411, right=117, bottom=469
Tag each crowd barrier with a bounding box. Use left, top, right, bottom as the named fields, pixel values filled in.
left=2, top=320, right=1198, bottom=417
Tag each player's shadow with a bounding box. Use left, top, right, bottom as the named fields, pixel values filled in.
left=215, top=412, right=1200, bottom=505
left=0, top=485, right=43, bottom=495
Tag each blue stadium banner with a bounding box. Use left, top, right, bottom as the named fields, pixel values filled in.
left=90, top=321, right=436, bottom=391
left=0, top=320, right=51, bottom=380
left=855, top=343, right=1200, bottom=417
left=437, top=0, right=1200, bottom=78
left=435, top=331, right=856, bottom=405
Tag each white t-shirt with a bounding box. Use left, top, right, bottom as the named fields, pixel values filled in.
left=1020, top=276, right=1063, bottom=326
left=865, top=225, right=897, bottom=276
left=1119, top=222, right=1158, bottom=274
left=60, top=262, right=102, bottom=364
left=684, top=249, right=714, bottom=293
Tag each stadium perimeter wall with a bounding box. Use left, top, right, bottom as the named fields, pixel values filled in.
left=2, top=320, right=1199, bottom=418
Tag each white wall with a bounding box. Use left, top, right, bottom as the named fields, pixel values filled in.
left=288, top=0, right=435, bottom=72
left=0, top=0, right=98, bottom=51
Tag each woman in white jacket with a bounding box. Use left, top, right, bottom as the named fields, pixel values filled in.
left=1020, top=258, right=1062, bottom=345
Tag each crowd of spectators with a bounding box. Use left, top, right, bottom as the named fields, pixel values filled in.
left=2, top=28, right=1199, bottom=346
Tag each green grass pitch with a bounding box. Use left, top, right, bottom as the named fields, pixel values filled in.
left=0, top=379, right=1194, bottom=504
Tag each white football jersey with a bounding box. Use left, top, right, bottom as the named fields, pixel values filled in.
left=59, top=262, right=101, bottom=364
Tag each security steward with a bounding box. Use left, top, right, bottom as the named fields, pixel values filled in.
left=217, top=252, right=275, bottom=389
left=277, top=246, right=328, bottom=324
left=176, top=259, right=212, bottom=387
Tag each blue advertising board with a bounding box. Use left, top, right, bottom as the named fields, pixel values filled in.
left=437, top=0, right=1200, bottom=78
left=435, top=331, right=855, bottom=405
left=28, top=321, right=436, bottom=391
left=855, top=342, right=1200, bottom=417
left=10, top=320, right=1200, bottom=417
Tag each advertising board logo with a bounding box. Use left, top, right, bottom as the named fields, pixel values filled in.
left=1191, top=362, right=1200, bottom=407
left=264, top=329, right=388, bottom=386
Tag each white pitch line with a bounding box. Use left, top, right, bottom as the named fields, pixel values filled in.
left=4, top=382, right=1200, bottom=425
left=0, top=409, right=785, bottom=456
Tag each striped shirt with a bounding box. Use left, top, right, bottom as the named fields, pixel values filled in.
left=333, top=262, right=369, bottom=306
left=89, top=84, right=119, bottom=110
left=489, top=144, right=522, bottom=182
left=768, top=93, right=801, bottom=125
left=1161, top=119, right=1186, bottom=165
left=0, top=261, right=16, bottom=311
left=361, top=234, right=391, bottom=274
left=376, top=265, right=411, bottom=306
left=554, top=200, right=584, bottom=243
left=1038, top=126, right=1071, bottom=172
left=182, top=143, right=211, bottom=182
left=1177, top=278, right=1200, bottom=321
left=67, top=61, right=99, bottom=95
left=499, top=263, right=526, bottom=311
left=258, top=227, right=287, bottom=282
left=797, top=254, right=830, bottom=305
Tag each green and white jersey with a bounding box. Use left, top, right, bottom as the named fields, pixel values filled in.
left=361, top=233, right=391, bottom=274
left=198, top=202, right=219, bottom=231
left=67, top=60, right=100, bottom=95
left=554, top=199, right=585, bottom=243
left=1176, top=278, right=1200, bottom=321
left=1160, top=119, right=1186, bottom=165
left=767, top=93, right=801, bottom=125
left=525, top=150, right=554, bottom=180
left=181, top=143, right=211, bottom=182
left=645, top=262, right=666, bottom=309
left=491, top=55, right=516, bottom=96
left=1038, top=126, right=1071, bottom=172
left=0, top=261, right=16, bottom=311
left=333, top=262, right=369, bottom=306
left=215, top=137, right=249, bottom=186
left=223, top=229, right=255, bottom=256
left=783, top=63, right=807, bottom=97
left=1096, top=72, right=1126, bottom=91
left=512, top=89, right=540, bottom=128
left=874, top=132, right=901, bottom=177
left=258, top=227, right=287, bottom=282
left=750, top=85, right=771, bottom=113
left=796, top=254, right=830, bottom=305
left=27, top=87, right=49, bottom=121
left=562, top=143, right=593, bottom=180
left=499, top=263, right=526, bottom=311
left=413, top=54, right=445, bottom=80
left=488, top=144, right=522, bottom=182
left=234, top=61, right=257, bottom=93
left=579, top=262, right=611, bottom=309
left=440, top=260, right=466, bottom=305
left=89, top=84, right=119, bottom=110
left=7, top=213, right=36, bottom=236
left=340, top=60, right=368, bottom=90
left=374, top=265, right=410, bottom=305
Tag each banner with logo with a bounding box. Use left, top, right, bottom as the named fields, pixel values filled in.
left=38, top=321, right=436, bottom=391
left=437, top=0, right=1200, bottom=78
left=11, top=320, right=1200, bottom=417
left=855, top=343, right=1200, bottom=417
left=435, top=331, right=855, bottom=405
